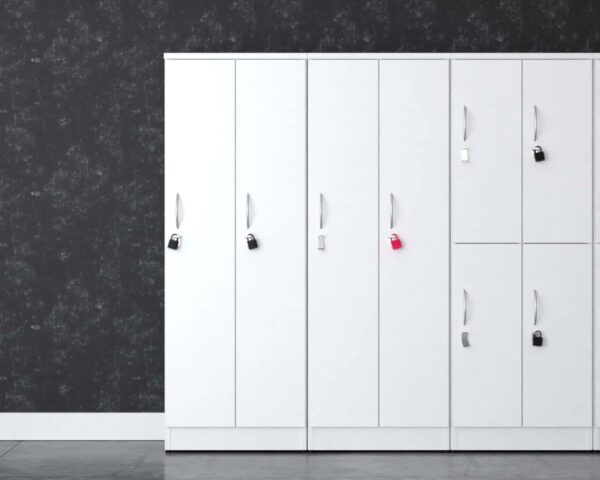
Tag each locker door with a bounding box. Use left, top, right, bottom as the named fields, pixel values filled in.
left=379, top=60, right=449, bottom=427
left=523, top=60, right=592, bottom=243
left=308, top=60, right=378, bottom=427
left=165, top=60, right=235, bottom=427
left=236, top=60, right=306, bottom=427
left=451, top=60, right=521, bottom=243
left=523, top=244, right=592, bottom=427
left=452, top=245, right=521, bottom=427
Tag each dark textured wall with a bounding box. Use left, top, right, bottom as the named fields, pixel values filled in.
left=1, top=0, right=599, bottom=412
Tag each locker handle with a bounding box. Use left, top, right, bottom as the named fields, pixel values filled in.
left=390, top=193, right=394, bottom=229
left=463, top=105, right=467, bottom=142
left=533, top=289, right=538, bottom=326
left=463, top=289, right=468, bottom=326
left=319, top=193, right=324, bottom=230
left=533, top=105, right=538, bottom=142
left=246, top=193, right=251, bottom=229
left=175, top=193, right=182, bottom=229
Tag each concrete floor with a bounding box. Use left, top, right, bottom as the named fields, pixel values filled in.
left=1, top=442, right=600, bottom=479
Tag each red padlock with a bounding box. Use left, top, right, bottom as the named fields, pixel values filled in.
left=389, top=233, right=402, bottom=250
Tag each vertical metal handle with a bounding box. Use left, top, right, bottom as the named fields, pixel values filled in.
left=175, top=193, right=182, bottom=229
left=463, top=289, right=468, bottom=326
left=390, top=193, right=394, bottom=229
left=533, top=105, right=538, bottom=142
left=463, top=105, right=467, bottom=142
left=533, top=289, right=538, bottom=326
left=246, top=193, right=250, bottom=229
left=319, top=193, right=323, bottom=230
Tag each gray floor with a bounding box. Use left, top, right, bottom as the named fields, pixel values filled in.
left=1, top=442, right=600, bottom=479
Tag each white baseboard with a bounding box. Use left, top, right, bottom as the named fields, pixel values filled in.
left=308, top=427, right=449, bottom=451
left=166, top=427, right=306, bottom=451
left=451, top=427, right=593, bottom=451
left=0, top=413, right=164, bottom=440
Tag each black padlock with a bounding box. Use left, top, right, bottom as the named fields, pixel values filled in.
left=532, top=146, right=545, bottom=162
left=168, top=234, right=181, bottom=250
left=246, top=233, right=258, bottom=250
left=532, top=330, right=543, bottom=347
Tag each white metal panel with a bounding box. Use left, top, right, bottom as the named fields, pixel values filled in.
left=164, top=60, right=235, bottom=427
left=309, top=427, right=449, bottom=450
left=523, top=244, right=592, bottom=427
left=308, top=60, right=379, bottom=427
left=169, top=427, right=306, bottom=451
left=451, top=60, right=521, bottom=243
left=523, top=60, right=592, bottom=243
left=597, top=61, right=600, bottom=242
left=235, top=60, right=307, bottom=427
left=452, top=428, right=592, bottom=451
left=451, top=244, right=521, bottom=427
left=379, top=60, right=449, bottom=427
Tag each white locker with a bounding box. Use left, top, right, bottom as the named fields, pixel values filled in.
left=379, top=60, right=449, bottom=427
left=523, top=244, right=592, bottom=427
left=451, top=60, right=521, bottom=243
left=451, top=244, right=521, bottom=427
left=235, top=60, right=307, bottom=427
left=164, top=53, right=598, bottom=452
left=523, top=60, right=592, bottom=243
left=308, top=60, right=379, bottom=427
left=165, top=60, right=235, bottom=427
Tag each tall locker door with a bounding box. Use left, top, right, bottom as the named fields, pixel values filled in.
left=523, top=244, right=592, bottom=427
left=308, top=60, right=379, bottom=427
left=523, top=60, right=592, bottom=243
left=236, top=60, right=306, bottom=427
left=379, top=60, right=449, bottom=427
left=165, top=60, right=235, bottom=427
left=452, top=245, right=521, bottom=427
left=451, top=60, right=521, bottom=243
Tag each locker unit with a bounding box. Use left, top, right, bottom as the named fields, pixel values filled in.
left=522, top=60, right=592, bottom=243
left=165, top=58, right=306, bottom=451
left=378, top=60, right=449, bottom=437
left=451, top=60, right=522, bottom=243
left=308, top=59, right=379, bottom=433
left=165, top=53, right=600, bottom=452
left=522, top=244, right=592, bottom=428
left=451, top=244, right=522, bottom=428
left=235, top=60, right=307, bottom=429
left=165, top=60, right=236, bottom=430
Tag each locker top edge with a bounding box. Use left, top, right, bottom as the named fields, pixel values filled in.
left=164, top=53, right=600, bottom=61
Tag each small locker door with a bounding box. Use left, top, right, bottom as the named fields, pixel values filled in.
left=379, top=60, right=449, bottom=427
left=451, top=60, right=521, bottom=243
left=523, top=244, right=592, bottom=427
left=523, top=60, right=592, bottom=243
left=165, top=60, right=235, bottom=427
left=236, top=60, right=306, bottom=427
left=452, top=245, right=521, bottom=427
left=308, top=60, right=379, bottom=427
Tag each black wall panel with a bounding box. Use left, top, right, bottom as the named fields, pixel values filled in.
left=1, top=0, right=599, bottom=411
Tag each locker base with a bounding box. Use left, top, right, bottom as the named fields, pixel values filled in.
left=165, top=427, right=306, bottom=451
left=308, top=427, right=449, bottom=451
left=451, top=427, right=593, bottom=451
